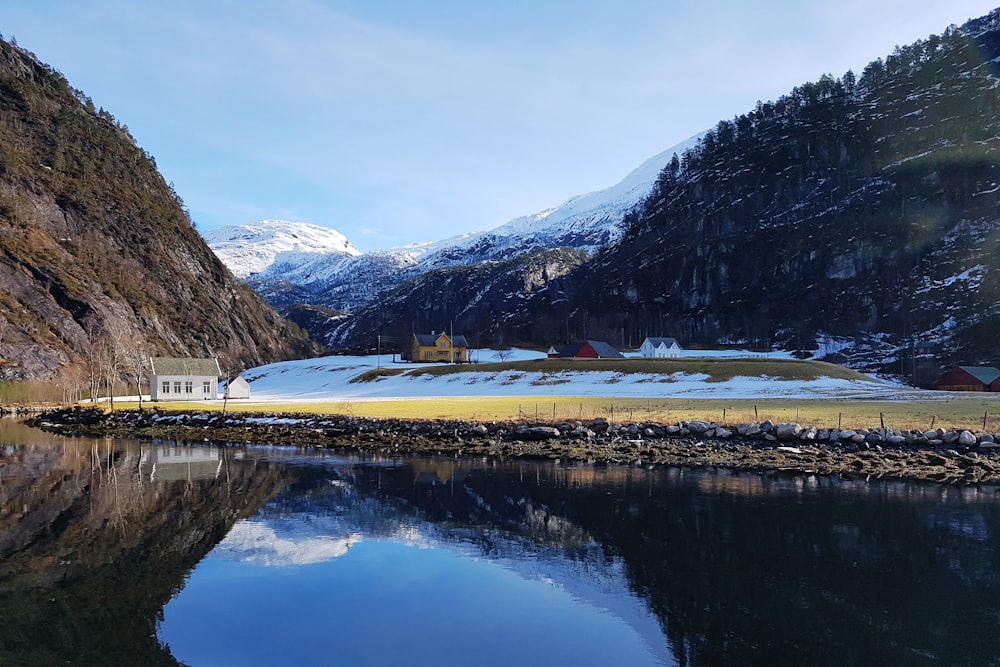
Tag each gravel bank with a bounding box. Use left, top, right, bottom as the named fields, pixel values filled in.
left=26, top=407, right=1000, bottom=485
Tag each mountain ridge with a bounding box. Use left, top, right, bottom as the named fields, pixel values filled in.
left=203, top=133, right=703, bottom=315
left=0, top=38, right=318, bottom=381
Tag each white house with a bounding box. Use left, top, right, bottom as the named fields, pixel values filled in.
left=149, top=357, right=221, bottom=401
left=224, top=375, right=251, bottom=400
left=639, top=337, right=683, bottom=358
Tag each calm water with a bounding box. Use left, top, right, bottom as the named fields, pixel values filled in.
left=3, top=420, right=1000, bottom=666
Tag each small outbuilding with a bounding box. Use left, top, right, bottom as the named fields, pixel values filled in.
left=557, top=340, right=624, bottom=360
left=639, top=337, right=683, bottom=358
left=934, top=366, right=1000, bottom=392
left=224, top=375, right=251, bottom=400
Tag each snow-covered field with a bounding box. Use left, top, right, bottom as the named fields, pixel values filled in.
left=237, top=349, right=911, bottom=403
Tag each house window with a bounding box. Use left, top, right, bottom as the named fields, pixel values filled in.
left=439, top=341, right=446, bottom=348
left=174, top=381, right=181, bottom=393
left=203, top=381, right=211, bottom=394
left=424, top=351, right=433, bottom=359
left=162, top=382, right=170, bottom=394
left=185, top=381, right=193, bottom=394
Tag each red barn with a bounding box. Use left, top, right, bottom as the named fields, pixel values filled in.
left=934, top=366, right=1000, bottom=392
left=557, top=340, right=624, bottom=359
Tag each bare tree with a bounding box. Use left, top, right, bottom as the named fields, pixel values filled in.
left=217, top=348, right=240, bottom=415
left=102, top=319, right=132, bottom=412
left=120, top=337, right=148, bottom=410
left=60, top=364, right=86, bottom=404
left=84, top=322, right=107, bottom=405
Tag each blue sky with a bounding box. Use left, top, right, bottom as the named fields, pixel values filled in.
left=5, top=1, right=998, bottom=251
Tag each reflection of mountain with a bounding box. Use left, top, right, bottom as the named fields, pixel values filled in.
left=238, top=452, right=1000, bottom=666
left=7, top=424, right=1000, bottom=665
left=209, top=455, right=670, bottom=659
left=0, top=423, right=291, bottom=666
left=214, top=520, right=362, bottom=566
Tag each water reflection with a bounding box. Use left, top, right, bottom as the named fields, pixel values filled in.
left=5, top=420, right=1000, bottom=665
left=0, top=421, right=291, bottom=666
left=163, top=453, right=668, bottom=667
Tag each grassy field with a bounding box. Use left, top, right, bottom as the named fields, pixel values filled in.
left=364, top=357, right=873, bottom=383
left=119, top=393, right=1000, bottom=432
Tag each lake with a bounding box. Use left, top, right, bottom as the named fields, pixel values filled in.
left=2, top=419, right=1000, bottom=666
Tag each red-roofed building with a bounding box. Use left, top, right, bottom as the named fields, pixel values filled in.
left=556, top=340, right=624, bottom=359
left=934, top=366, right=1000, bottom=392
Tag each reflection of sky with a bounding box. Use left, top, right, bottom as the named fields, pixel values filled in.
left=161, top=540, right=671, bottom=667
left=159, top=478, right=672, bottom=666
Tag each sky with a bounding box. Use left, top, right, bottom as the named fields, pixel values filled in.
left=5, top=1, right=999, bottom=252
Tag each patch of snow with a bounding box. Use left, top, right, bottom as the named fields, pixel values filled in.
left=232, top=348, right=906, bottom=404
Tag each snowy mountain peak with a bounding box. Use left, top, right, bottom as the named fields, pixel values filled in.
left=204, top=133, right=706, bottom=314
left=202, top=220, right=361, bottom=279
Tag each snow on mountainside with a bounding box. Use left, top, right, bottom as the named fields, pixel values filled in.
left=413, top=133, right=705, bottom=271
left=202, top=219, right=360, bottom=280
left=203, top=133, right=703, bottom=311
left=473, top=133, right=704, bottom=247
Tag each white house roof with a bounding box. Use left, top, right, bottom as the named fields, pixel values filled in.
left=643, top=337, right=681, bottom=348
left=149, top=357, right=221, bottom=377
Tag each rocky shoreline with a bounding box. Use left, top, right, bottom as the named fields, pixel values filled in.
left=25, top=407, right=1000, bottom=486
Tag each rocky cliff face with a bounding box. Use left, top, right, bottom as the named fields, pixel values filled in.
left=0, top=39, right=318, bottom=380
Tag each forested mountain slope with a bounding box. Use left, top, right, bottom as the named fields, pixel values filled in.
left=333, top=9, right=1000, bottom=383
left=0, top=38, right=317, bottom=380
left=566, top=10, right=1000, bottom=380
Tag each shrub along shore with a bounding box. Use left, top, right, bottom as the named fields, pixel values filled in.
left=27, top=407, right=1000, bottom=486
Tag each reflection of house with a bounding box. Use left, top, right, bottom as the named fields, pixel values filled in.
left=225, top=375, right=251, bottom=399
left=639, top=337, right=683, bottom=358
left=934, top=366, right=1000, bottom=392
left=407, top=332, right=468, bottom=362
left=557, top=341, right=624, bottom=359
left=140, top=445, right=222, bottom=481
left=150, top=357, right=221, bottom=400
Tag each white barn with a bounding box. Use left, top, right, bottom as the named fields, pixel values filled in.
left=639, top=337, right=683, bottom=358
left=224, top=375, right=251, bottom=400
left=149, top=357, right=221, bottom=401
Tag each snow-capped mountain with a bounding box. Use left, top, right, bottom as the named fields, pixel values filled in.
left=203, top=133, right=702, bottom=313
left=415, top=132, right=704, bottom=271
left=202, top=219, right=361, bottom=281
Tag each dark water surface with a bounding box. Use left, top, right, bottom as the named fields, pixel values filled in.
left=2, top=420, right=1000, bottom=665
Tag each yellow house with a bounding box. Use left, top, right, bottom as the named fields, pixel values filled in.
left=409, top=332, right=469, bottom=363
